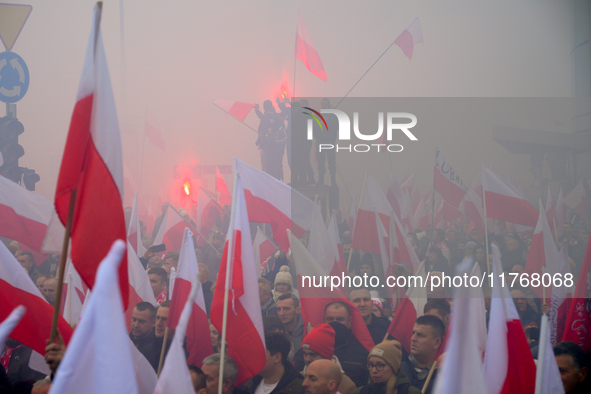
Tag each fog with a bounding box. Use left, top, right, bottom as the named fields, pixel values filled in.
left=4, top=0, right=579, bottom=210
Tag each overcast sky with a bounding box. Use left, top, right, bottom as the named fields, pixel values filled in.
left=3, top=0, right=577, bottom=210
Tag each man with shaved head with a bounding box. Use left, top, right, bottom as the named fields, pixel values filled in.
left=303, top=360, right=341, bottom=394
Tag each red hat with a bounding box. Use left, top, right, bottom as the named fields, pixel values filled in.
left=301, top=323, right=335, bottom=360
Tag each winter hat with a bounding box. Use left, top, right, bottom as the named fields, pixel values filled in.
left=274, top=271, right=292, bottom=287
left=279, top=265, right=291, bottom=273
left=465, top=241, right=477, bottom=250
left=372, top=298, right=384, bottom=315
left=301, top=323, right=335, bottom=359
left=368, top=340, right=403, bottom=374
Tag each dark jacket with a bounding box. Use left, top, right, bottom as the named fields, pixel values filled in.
left=130, top=331, right=158, bottom=371
left=150, top=334, right=173, bottom=372
left=261, top=296, right=278, bottom=317
left=352, top=369, right=421, bottom=394
left=330, top=322, right=369, bottom=388
left=241, top=363, right=304, bottom=394
left=2, top=341, right=46, bottom=386
left=400, top=359, right=436, bottom=394
left=366, top=315, right=390, bottom=347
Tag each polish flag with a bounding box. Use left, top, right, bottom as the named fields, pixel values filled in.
left=524, top=200, right=560, bottom=302
left=394, top=17, right=423, bottom=60
left=386, top=261, right=427, bottom=353
left=48, top=241, right=146, bottom=394
left=308, top=205, right=338, bottom=277
left=390, top=211, right=421, bottom=275
left=348, top=198, right=357, bottom=238
left=289, top=230, right=374, bottom=351
left=214, top=100, right=255, bottom=122
left=155, top=274, right=201, bottom=394
left=196, top=188, right=223, bottom=242
left=555, top=188, right=565, bottom=237
left=561, top=232, right=591, bottom=352
left=413, top=195, right=428, bottom=231
left=123, top=244, right=157, bottom=330
left=0, top=237, right=73, bottom=356
left=0, top=174, right=53, bottom=253
left=534, top=314, right=565, bottom=394
left=351, top=172, right=391, bottom=254
left=295, top=12, right=327, bottom=81
left=235, top=158, right=314, bottom=253
left=167, top=228, right=213, bottom=367
left=327, top=212, right=348, bottom=277
left=545, top=186, right=557, bottom=238
left=253, top=228, right=276, bottom=274
left=402, top=174, right=419, bottom=203
left=481, top=166, right=538, bottom=228
left=564, top=181, right=587, bottom=224
left=144, top=121, right=165, bottom=152
left=376, top=210, right=395, bottom=300
left=549, top=240, right=572, bottom=346
left=432, top=261, right=488, bottom=394
left=434, top=148, right=468, bottom=208
left=216, top=167, right=232, bottom=206
left=154, top=205, right=191, bottom=254
left=211, top=175, right=266, bottom=386
left=484, top=243, right=536, bottom=394
left=386, top=170, right=414, bottom=232
left=128, top=193, right=146, bottom=257
left=62, top=261, right=87, bottom=326
left=53, top=4, right=128, bottom=304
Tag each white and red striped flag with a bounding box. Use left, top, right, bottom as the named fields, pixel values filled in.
left=0, top=174, right=53, bottom=253
left=216, top=166, right=232, bottom=206
left=549, top=240, right=572, bottom=346
left=351, top=172, right=391, bottom=254
left=524, top=200, right=560, bottom=303
left=289, top=230, right=374, bottom=351
left=61, top=261, right=87, bottom=326
left=155, top=274, right=200, bottom=394
left=123, top=244, right=157, bottom=329
left=0, top=227, right=73, bottom=357
left=390, top=211, right=422, bottom=275
left=564, top=180, right=587, bottom=224
left=144, top=121, right=165, bottom=152
left=0, top=306, right=26, bottom=348
left=295, top=12, right=327, bottom=81
left=214, top=100, right=255, bottom=122
left=53, top=3, right=128, bottom=305
left=413, top=195, right=428, bottom=231
left=128, top=193, right=146, bottom=257
left=535, top=314, right=565, bottom=394
left=211, top=175, right=266, bottom=386
left=235, top=158, right=314, bottom=253
left=484, top=243, right=536, bottom=394
left=386, top=170, right=414, bottom=232
left=481, top=166, right=538, bottom=228
left=153, top=205, right=191, bottom=254
left=253, top=227, right=276, bottom=274
left=561, top=233, right=591, bottom=352
left=434, top=148, right=468, bottom=208
left=167, top=228, right=213, bottom=367
left=327, top=211, right=348, bottom=277
left=394, top=17, right=423, bottom=60
left=195, top=188, right=223, bottom=243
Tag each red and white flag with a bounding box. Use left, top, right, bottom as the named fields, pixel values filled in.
left=0, top=174, right=53, bottom=253
left=308, top=205, right=338, bottom=277
left=413, top=195, right=428, bottom=231
left=386, top=261, right=427, bottom=353
left=154, top=205, right=191, bottom=254
left=386, top=170, right=414, bottom=232
left=564, top=180, right=587, bottom=223
left=128, top=193, right=146, bottom=257
left=235, top=158, right=314, bottom=253
left=375, top=210, right=395, bottom=300
left=214, top=100, right=255, bottom=122
left=351, top=173, right=391, bottom=254
left=211, top=175, right=266, bottom=386
left=144, top=121, right=165, bottom=152
left=434, top=148, right=468, bottom=208
left=402, top=174, right=419, bottom=204
left=216, top=166, right=232, bottom=206
left=167, top=228, right=213, bottom=367
left=524, top=200, right=560, bottom=302
left=295, top=12, right=327, bottom=81
left=155, top=274, right=201, bottom=394
left=289, top=230, right=374, bottom=351
left=124, top=244, right=157, bottom=329
left=253, top=227, right=276, bottom=274
left=561, top=233, right=591, bottom=352
left=484, top=243, right=536, bottom=394
left=433, top=261, right=487, bottom=394
left=53, top=4, right=128, bottom=305
left=549, top=240, right=572, bottom=345
left=195, top=188, right=223, bottom=243
left=62, top=261, right=87, bottom=326
left=394, top=17, right=423, bottom=60
left=534, top=314, right=565, bottom=394
left=0, top=238, right=73, bottom=356
left=481, top=166, right=538, bottom=228
left=48, top=240, right=143, bottom=394
left=390, top=211, right=422, bottom=275
left=327, top=211, right=348, bottom=278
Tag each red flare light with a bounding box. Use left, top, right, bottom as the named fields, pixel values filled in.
left=183, top=178, right=191, bottom=196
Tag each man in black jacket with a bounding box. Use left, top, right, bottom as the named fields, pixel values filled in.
left=241, top=332, right=304, bottom=394
left=348, top=288, right=389, bottom=346
left=129, top=302, right=157, bottom=370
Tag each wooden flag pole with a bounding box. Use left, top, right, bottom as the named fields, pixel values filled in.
left=50, top=190, right=76, bottom=343
left=157, top=327, right=169, bottom=377
left=421, top=361, right=437, bottom=394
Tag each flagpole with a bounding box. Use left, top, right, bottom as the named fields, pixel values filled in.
left=421, top=361, right=437, bottom=394
left=50, top=190, right=76, bottom=342
left=334, top=37, right=400, bottom=109
left=157, top=327, right=169, bottom=377
left=213, top=103, right=260, bottom=135
left=218, top=172, right=240, bottom=394
left=482, top=172, right=491, bottom=287
left=347, top=171, right=368, bottom=272
left=199, top=186, right=225, bottom=211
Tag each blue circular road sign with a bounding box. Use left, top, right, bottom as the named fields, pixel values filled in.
left=0, top=51, right=29, bottom=103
